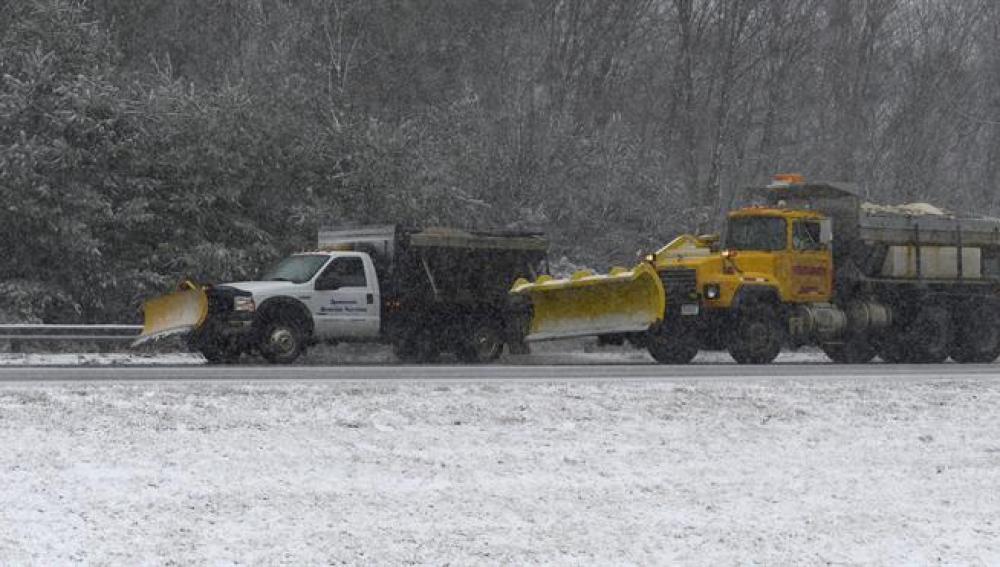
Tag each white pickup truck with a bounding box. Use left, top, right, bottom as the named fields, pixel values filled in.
left=148, top=226, right=547, bottom=364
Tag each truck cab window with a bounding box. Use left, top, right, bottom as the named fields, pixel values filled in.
left=793, top=221, right=824, bottom=251
left=261, top=254, right=329, bottom=283
left=318, top=257, right=367, bottom=289
left=724, top=216, right=787, bottom=251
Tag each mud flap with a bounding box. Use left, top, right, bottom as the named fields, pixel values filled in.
left=510, top=263, right=665, bottom=341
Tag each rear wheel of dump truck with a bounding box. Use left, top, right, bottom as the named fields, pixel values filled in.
left=821, top=336, right=877, bottom=364
left=881, top=305, right=950, bottom=363
left=457, top=323, right=503, bottom=363
left=646, top=329, right=698, bottom=364
left=908, top=306, right=951, bottom=363
left=728, top=306, right=782, bottom=364
left=950, top=305, right=1000, bottom=363
left=259, top=316, right=305, bottom=364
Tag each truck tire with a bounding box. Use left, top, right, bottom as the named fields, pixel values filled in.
left=458, top=323, right=503, bottom=363
left=910, top=306, right=951, bottom=363
left=646, top=331, right=698, bottom=364
left=950, top=307, right=1000, bottom=363
left=877, top=336, right=906, bottom=363
left=393, top=339, right=418, bottom=362
left=259, top=316, right=305, bottom=364
left=821, top=337, right=877, bottom=364
left=394, top=335, right=440, bottom=363
left=728, top=306, right=782, bottom=364
left=881, top=306, right=950, bottom=363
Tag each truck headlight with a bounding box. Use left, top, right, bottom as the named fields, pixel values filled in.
left=233, top=296, right=256, bottom=312
left=704, top=283, right=721, bottom=300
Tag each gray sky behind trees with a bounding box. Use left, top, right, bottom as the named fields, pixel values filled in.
left=3, top=0, right=1000, bottom=321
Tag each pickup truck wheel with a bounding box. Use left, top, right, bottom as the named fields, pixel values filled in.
left=646, top=331, right=698, bottom=364
left=394, top=335, right=440, bottom=363
left=259, top=317, right=304, bottom=364
left=458, top=323, right=503, bottom=363
left=393, top=339, right=419, bottom=363
left=950, top=307, right=1000, bottom=363
left=728, top=307, right=782, bottom=364
left=821, top=337, right=877, bottom=364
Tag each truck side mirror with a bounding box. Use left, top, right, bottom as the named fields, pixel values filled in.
left=819, top=219, right=833, bottom=245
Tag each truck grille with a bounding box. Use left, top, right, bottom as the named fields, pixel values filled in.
left=659, top=268, right=698, bottom=306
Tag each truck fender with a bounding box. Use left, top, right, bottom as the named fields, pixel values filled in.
left=255, top=297, right=315, bottom=339
left=731, top=285, right=782, bottom=313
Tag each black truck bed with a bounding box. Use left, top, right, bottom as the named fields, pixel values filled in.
left=317, top=225, right=547, bottom=303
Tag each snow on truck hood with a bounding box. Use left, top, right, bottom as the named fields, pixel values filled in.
left=218, top=280, right=307, bottom=296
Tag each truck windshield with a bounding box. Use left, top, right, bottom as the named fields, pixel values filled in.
left=260, top=255, right=330, bottom=283
left=725, top=216, right=787, bottom=251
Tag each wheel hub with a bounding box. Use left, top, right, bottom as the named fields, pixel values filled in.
left=269, top=328, right=295, bottom=355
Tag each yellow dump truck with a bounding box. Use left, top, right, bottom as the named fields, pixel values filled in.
left=512, top=175, right=1000, bottom=364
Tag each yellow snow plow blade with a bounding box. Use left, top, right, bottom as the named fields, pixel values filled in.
left=139, top=285, right=209, bottom=340
left=511, top=262, right=665, bottom=341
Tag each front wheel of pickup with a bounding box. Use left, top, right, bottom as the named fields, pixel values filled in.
left=457, top=323, right=503, bottom=363
left=259, top=316, right=305, bottom=364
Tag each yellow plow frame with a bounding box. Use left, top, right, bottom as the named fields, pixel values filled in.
left=511, top=262, right=665, bottom=341
left=139, top=281, right=209, bottom=341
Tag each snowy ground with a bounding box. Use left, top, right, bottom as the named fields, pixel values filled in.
left=1, top=373, right=999, bottom=564
left=0, top=352, right=205, bottom=366
left=0, top=341, right=833, bottom=366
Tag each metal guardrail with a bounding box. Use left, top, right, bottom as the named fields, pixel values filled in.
left=0, top=324, right=142, bottom=341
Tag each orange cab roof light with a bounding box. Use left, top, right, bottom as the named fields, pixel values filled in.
left=770, top=173, right=805, bottom=186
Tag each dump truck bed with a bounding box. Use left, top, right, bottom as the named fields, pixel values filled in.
left=318, top=225, right=547, bottom=303
left=751, top=182, right=1000, bottom=280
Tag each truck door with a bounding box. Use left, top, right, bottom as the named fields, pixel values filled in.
left=788, top=219, right=833, bottom=302
left=311, top=253, right=380, bottom=338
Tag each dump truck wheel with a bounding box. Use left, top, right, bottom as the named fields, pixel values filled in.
left=907, top=306, right=951, bottom=363
left=259, top=316, right=304, bottom=364
left=394, top=334, right=440, bottom=363
left=646, top=331, right=698, bottom=364
left=878, top=337, right=906, bottom=363
left=950, top=308, right=1000, bottom=363
left=728, top=307, right=782, bottom=364
left=458, top=323, right=503, bottom=363
left=821, top=337, right=877, bottom=364
left=879, top=307, right=950, bottom=364
left=415, top=337, right=440, bottom=363
left=393, top=339, right=418, bottom=362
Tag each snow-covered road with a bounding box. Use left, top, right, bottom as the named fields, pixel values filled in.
left=1, top=366, right=999, bottom=564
